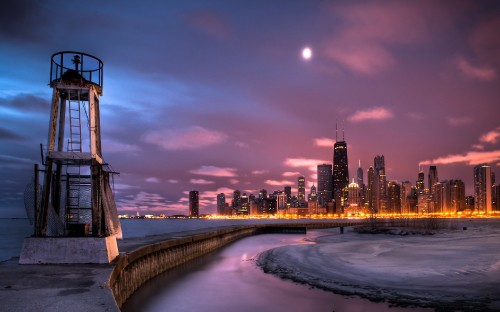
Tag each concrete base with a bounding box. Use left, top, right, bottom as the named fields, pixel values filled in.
left=19, top=236, right=119, bottom=264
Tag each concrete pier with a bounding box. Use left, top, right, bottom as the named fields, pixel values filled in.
left=0, top=222, right=357, bottom=311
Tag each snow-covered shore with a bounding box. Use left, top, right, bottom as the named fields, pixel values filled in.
left=258, top=219, right=500, bottom=311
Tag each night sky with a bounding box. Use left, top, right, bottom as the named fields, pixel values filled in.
left=1, top=0, right=499, bottom=217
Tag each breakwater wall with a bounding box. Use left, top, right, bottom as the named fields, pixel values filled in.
left=109, top=222, right=358, bottom=307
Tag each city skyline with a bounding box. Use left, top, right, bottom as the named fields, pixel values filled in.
left=1, top=1, right=500, bottom=217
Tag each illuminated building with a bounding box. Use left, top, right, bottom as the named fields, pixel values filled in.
left=428, top=166, right=439, bottom=197
left=232, top=190, right=241, bottom=215
left=308, top=184, right=317, bottom=201
left=189, top=190, right=199, bottom=217
left=400, top=181, right=412, bottom=214
left=217, top=193, right=226, bottom=215
left=298, top=176, right=306, bottom=201
left=387, top=181, right=401, bottom=214
left=367, top=166, right=375, bottom=212
left=317, top=164, right=333, bottom=208
left=450, top=179, right=465, bottom=212
left=417, top=169, right=425, bottom=193
left=258, top=189, right=268, bottom=214
left=373, top=155, right=387, bottom=214
left=357, top=160, right=366, bottom=206
left=238, top=193, right=249, bottom=215
left=276, top=191, right=288, bottom=215
left=284, top=186, right=292, bottom=203
left=474, top=164, right=493, bottom=213
left=347, top=179, right=360, bottom=207
left=333, top=134, right=349, bottom=213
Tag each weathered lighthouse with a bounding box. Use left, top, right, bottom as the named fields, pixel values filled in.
left=20, top=52, right=121, bottom=264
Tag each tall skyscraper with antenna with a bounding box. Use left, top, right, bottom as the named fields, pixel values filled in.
left=332, top=122, right=349, bottom=213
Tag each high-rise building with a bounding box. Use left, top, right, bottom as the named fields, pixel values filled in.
left=357, top=160, right=364, bottom=188
left=239, top=193, right=249, bottom=215
left=387, top=181, right=401, bottom=214
left=357, top=160, right=366, bottom=207
left=297, top=176, right=306, bottom=201
left=416, top=169, right=425, bottom=193
left=428, top=166, right=439, bottom=196
left=347, top=179, right=360, bottom=207
left=373, top=155, right=387, bottom=214
left=366, top=166, right=375, bottom=212
left=450, top=179, right=465, bottom=212
left=317, top=164, right=333, bottom=208
left=232, top=190, right=241, bottom=214
left=189, top=190, right=199, bottom=217
left=258, top=189, right=268, bottom=214
left=474, top=164, right=492, bottom=213
left=217, top=193, right=226, bottom=215
left=333, top=138, right=349, bottom=213
left=400, top=181, right=412, bottom=214
left=284, top=186, right=292, bottom=203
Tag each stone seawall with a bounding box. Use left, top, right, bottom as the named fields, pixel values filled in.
left=109, top=222, right=358, bottom=308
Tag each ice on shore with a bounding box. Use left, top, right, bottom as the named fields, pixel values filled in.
left=258, top=219, right=500, bottom=311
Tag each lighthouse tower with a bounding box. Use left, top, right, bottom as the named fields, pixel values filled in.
left=20, top=52, right=121, bottom=264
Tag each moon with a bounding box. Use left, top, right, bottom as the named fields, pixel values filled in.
left=302, top=47, right=312, bottom=60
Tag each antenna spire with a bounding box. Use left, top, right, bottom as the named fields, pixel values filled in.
left=342, top=120, right=345, bottom=141
left=335, top=120, right=338, bottom=142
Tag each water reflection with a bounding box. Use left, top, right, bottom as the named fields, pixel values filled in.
left=122, top=231, right=430, bottom=312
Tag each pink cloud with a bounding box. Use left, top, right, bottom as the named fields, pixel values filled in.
left=419, top=150, right=500, bottom=166
left=229, top=179, right=239, bottom=185
left=446, top=116, right=474, bottom=126
left=472, top=144, right=485, bottom=150
left=189, top=165, right=238, bottom=177
left=284, top=158, right=329, bottom=172
left=480, top=126, right=500, bottom=144
left=324, top=41, right=395, bottom=75
left=455, top=56, right=496, bottom=81
left=142, top=126, right=227, bottom=150
left=265, top=179, right=294, bottom=186
left=168, top=179, right=179, bottom=184
left=282, top=171, right=301, bottom=177
left=348, top=107, right=394, bottom=122
left=145, top=177, right=160, bottom=183
left=314, top=137, right=335, bottom=148
left=252, top=170, right=268, bottom=175
left=190, top=179, right=215, bottom=185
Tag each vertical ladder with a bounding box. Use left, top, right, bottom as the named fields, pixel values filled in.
left=68, top=90, right=82, bottom=152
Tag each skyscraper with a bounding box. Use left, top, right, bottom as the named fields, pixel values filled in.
left=333, top=134, right=349, bottom=213
left=416, top=169, right=425, bottom=193
left=189, top=190, right=199, bottom=217
left=317, top=164, right=333, bottom=208
left=474, top=164, right=492, bottom=213
left=373, top=155, right=387, bottom=214
left=367, top=166, right=375, bottom=212
left=357, top=160, right=366, bottom=206
left=387, top=181, right=401, bottom=214
left=298, top=176, right=306, bottom=201
left=217, top=193, right=226, bottom=215
left=428, top=166, right=439, bottom=196
left=357, top=160, right=364, bottom=189
left=232, top=190, right=241, bottom=214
